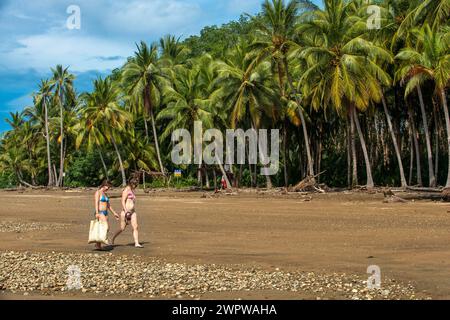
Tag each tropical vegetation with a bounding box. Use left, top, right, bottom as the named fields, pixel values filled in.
left=0, top=0, right=448, bottom=190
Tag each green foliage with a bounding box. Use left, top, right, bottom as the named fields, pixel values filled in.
left=64, top=152, right=104, bottom=187
left=0, top=0, right=449, bottom=190
left=183, top=15, right=260, bottom=58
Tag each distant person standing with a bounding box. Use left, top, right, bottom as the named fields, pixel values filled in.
left=220, top=175, right=227, bottom=190
left=112, top=178, right=143, bottom=248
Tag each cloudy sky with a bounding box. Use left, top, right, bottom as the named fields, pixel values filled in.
left=0, top=0, right=321, bottom=132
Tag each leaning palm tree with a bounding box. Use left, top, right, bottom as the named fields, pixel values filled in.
left=50, top=65, right=75, bottom=187
left=396, top=24, right=450, bottom=187
left=79, top=77, right=132, bottom=186
left=297, top=0, right=394, bottom=188
left=122, top=42, right=168, bottom=177
left=249, top=0, right=317, bottom=179
left=214, top=42, right=279, bottom=188
left=158, top=59, right=216, bottom=187
left=397, top=0, right=449, bottom=35
left=32, top=80, right=55, bottom=186
left=355, top=0, right=409, bottom=188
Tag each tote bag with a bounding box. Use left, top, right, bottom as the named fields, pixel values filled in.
left=88, top=220, right=109, bottom=245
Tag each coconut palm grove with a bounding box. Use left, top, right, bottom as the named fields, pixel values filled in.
left=0, top=0, right=449, bottom=190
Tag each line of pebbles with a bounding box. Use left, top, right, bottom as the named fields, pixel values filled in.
left=0, top=222, right=70, bottom=233
left=0, top=251, right=426, bottom=300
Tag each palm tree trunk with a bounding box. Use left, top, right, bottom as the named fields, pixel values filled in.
left=143, top=171, right=146, bottom=190
left=283, top=124, right=288, bottom=187
left=433, top=99, right=439, bottom=181
left=347, top=120, right=352, bottom=188
left=53, top=164, right=58, bottom=186
left=58, top=93, right=64, bottom=187
left=407, top=102, right=423, bottom=186
left=44, top=99, right=53, bottom=186
left=409, top=131, right=414, bottom=186
left=352, top=105, right=374, bottom=188
left=236, top=164, right=244, bottom=189
left=98, top=149, right=109, bottom=179
left=216, top=154, right=231, bottom=190
left=382, top=95, right=407, bottom=187
left=349, top=110, right=358, bottom=187
left=248, top=160, right=253, bottom=187
left=439, top=89, right=450, bottom=188
left=345, top=117, right=352, bottom=189
left=205, top=167, right=210, bottom=189
left=111, top=136, right=126, bottom=186
left=417, top=85, right=436, bottom=187
left=143, top=117, right=149, bottom=140
left=198, top=162, right=203, bottom=188
left=149, top=110, right=165, bottom=177
left=317, top=136, right=322, bottom=184
left=252, top=122, right=272, bottom=189
left=283, top=58, right=314, bottom=178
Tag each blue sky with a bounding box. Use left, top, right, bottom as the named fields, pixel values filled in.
left=0, top=0, right=321, bottom=132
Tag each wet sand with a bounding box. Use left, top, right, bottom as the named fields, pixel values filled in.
left=0, top=189, right=449, bottom=299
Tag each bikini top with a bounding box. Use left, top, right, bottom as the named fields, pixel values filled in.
left=99, top=193, right=109, bottom=203
left=127, top=190, right=136, bottom=201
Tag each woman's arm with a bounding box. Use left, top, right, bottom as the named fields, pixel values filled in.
left=94, top=191, right=100, bottom=219
left=121, top=187, right=128, bottom=212
left=108, top=201, right=120, bottom=220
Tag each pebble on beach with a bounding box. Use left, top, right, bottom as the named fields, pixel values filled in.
left=0, top=251, right=423, bottom=300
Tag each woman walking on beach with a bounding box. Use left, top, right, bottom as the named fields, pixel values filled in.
left=94, top=180, right=119, bottom=250
left=112, top=178, right=143, bottom=248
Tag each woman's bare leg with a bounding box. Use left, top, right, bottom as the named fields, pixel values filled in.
left=112, top=211, right=126, bottom=245
left=131, top=213, right=142, bottom=247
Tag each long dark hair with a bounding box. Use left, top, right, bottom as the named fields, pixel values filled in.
left=127, top=178, right=139, bottom=189
left=99, top=180, right=112, bottom=189
left=127, top=172, right=140, bottom=189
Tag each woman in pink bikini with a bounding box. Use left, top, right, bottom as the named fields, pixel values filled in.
left=112, top=178, right=143, bottom=248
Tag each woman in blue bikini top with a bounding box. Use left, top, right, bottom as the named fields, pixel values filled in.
left=93, top=180, right=119, bottom=250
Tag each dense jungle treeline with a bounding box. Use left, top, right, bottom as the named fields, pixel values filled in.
left=0, top=0, right=449, bottom=190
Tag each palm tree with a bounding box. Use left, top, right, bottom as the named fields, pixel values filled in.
left=122, top=42, right=168, bottom=177
left=396, top=24, right=450, bottom=187
left=297, top=0, right=394, bottom=188
left=214, top=42, right=279, bottom=188
left=123, top=131, right=158, bottom=177
left=398, top=0, right=449, bottom=34
left=249, top=0, right=317, bottom=179
left=79, top=77, right=132, bottom=186
left=33, top=80, right=54, bottom=186
left=1, top=113, right=37, bottom=187
left=50, top=65, right=75, bottom=187
left=160, top=35, right=190, bottom=67
left=158, top=57, right=216, bottom=187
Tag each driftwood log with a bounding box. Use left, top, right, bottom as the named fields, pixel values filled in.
left=290, top=171, right=326, bottom=192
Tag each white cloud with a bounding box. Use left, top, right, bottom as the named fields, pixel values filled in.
left=102, top=0, right=202, bottom=35
left=0, top=0, right=204, bottom=73
left=224, top=0, right=261, bottom=15
left=0, top=32, right=132, bottom=73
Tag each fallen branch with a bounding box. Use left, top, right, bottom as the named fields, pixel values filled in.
left=290, top=171, right=326, bottom=192
left=406, top=186, right=444, bottom=193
